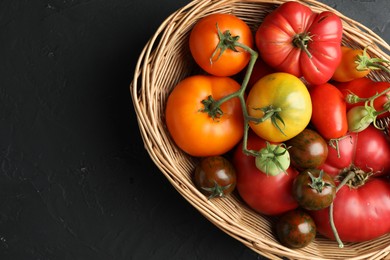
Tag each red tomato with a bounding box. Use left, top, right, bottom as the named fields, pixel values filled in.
left=335, top=77, right=390, bottom=119
left=165, top=75, right=244, bottom=157
left=309, top=83, right=348, bottom=140
left=189, top=13, right=253, bottom=76
left=233, top=131, right=299, bottom=216
left=320, top=126, right=390, bottom=177
left=310, top=179, right=390, bottom=242
left=255, top=1, right=343, bottom=85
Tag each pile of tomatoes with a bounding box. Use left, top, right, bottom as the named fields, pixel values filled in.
left=164, top=1, right=390, bottom=249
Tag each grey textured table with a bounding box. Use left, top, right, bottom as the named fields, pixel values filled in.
left=0, top=1, right=389, bottom=260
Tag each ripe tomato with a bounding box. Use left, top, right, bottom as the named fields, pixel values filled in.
left=189, top=13, right=253, bottom=76
left=335, top=77, right=390, bottom=119
left=165, top=75, right=243, bottom=157
left=246, top=72, right=312, bottom=142
left=331, top=46, right=371, bottom=82
left=285, top=128, right=328, bottom=170
left=276, top=210, right=317, bottom=249
left=309, top=83, right=348, bottom=140
left=233, top=131, right=299, bottom=216
left=292, top=169, right=336, bottom=210
left=193, top=156, right=236, bottom=199
left=255, top=1, right=343, bottom=85
left=310, top=178, right=390, bottom=242
left=320, top=125, right=390, bottom=177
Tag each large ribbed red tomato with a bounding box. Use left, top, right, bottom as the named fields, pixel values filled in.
left=255, top=1, right=343, bottom=85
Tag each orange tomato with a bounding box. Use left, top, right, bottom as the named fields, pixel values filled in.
left=165, top=75, right=244, bottom=157
left=332, top=46, right=371, bottom=82
left=189, top=13, right=253, bottom=77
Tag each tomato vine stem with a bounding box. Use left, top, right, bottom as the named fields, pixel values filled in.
left=329, top=171, right=356, bottom=248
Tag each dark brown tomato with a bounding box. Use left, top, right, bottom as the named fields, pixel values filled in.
left=292, top=169, right=336, bottom=210
left=285, top=128, right=328, bottom=170
left=193, top=156, right=236, bottom=199
left=276, top=209, right=317, bottom=249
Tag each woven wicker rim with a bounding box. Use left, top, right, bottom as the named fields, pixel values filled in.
left=130, top=0, right=390, bottom=259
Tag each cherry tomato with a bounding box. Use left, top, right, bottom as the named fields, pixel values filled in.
left=246, top=72, right=312, bottom=142
left=255, top=1, right=343, bottom=85
left=276, top=209, right=317, bottom=249
left=286, top=128, right=328, bottom=170
left=193, top=156, right=236, bottom=199
left=292, top=169, right=336, bottom=210
left=189, top=13, right=253, bottom=76
left=165, top=75, right=243, bottom=157
left=309, top=83, right=348, bottom=140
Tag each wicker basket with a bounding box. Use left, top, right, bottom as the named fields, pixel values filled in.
left=130, top=0, right=390, bottom=259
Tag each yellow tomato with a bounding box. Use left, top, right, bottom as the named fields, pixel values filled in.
left=246, top=72, right=312, bottom=142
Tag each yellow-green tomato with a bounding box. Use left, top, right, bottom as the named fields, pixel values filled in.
left=246, top=72, right=312, bottom=142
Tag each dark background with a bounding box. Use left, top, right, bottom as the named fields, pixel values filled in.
left=0, top=0, right=389, bottom=259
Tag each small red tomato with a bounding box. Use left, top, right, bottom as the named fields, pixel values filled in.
left=276, top=209, right=317, bottom=248
left=292, top=169, right=336, bottom=210
left=193, top=156, right=236, bottom=199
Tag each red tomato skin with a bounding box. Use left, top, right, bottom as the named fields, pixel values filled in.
left=335, top=77, right=390, bottom=119
left=320, top=126, right=390, bottom=177
left=353, top=126, right=390, bottom=176
left=255, top=2, right=342, bottom=85
left=233, top=132, right=299, bottom=216
left=309, top=83, right=348, bottom=140
left=310, top=178, right=390, bottom=242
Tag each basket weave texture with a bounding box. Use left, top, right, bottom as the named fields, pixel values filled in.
left=130, top=0, right=390, bottom=259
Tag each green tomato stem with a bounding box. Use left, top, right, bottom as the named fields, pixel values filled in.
left=329, top=171, right=356, bottom=248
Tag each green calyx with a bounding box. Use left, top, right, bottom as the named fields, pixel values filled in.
left=307, top=170, right=333, bottom=193
left=355, top=46, right=390, bottom=72
left=201, top=181, right=232, bottom=199
left=210, top=23, right=241, bottom=64
left=255, top=142, right=290, bottom=176
left=251, top=105, right=286, bottom=136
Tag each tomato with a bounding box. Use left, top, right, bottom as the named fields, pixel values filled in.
left=276, top=209, right=317, bottom=249
left=246, top=72, right=312, bottom=142
left=165, top=75, right=244, bottom=157
left=285, top=128, right=328, bottom=170
left=292, top=169, right=336, bottom=210
left=310, top=178, right=390, bottom=242
left=311, top=126, right=390, bottom=242
left=320, top=126, right=390, bottom=177
left=189, top=13, right=253, bottom=76
left=331, top=46, right=371, bottom=82
left=255, top=1, right=343, bottom=85
left=193, top=156, right=236, bottom=199
left=309, top=83, right=348, bottom=140
left=233, top=131, right=299, bottom=216
left=335, top=77, right=390, bottom=119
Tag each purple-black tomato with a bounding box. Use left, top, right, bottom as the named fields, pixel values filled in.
left=193, top=156, right=237, bottom=199
left=292, top=169, right=336, bottom=210
left=276, top=209, right=317, bottom=248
